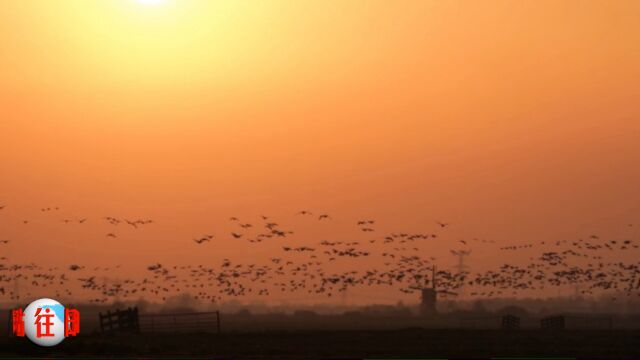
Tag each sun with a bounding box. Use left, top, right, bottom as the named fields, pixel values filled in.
left=136, top=0, right=167, bottom=5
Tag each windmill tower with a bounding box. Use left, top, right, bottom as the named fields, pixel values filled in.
left=420, top=265, right=438, bottom=316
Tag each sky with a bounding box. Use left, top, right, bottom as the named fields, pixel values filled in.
left=1, top=0, right=640, bottom=304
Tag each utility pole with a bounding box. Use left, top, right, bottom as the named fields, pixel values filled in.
left=451, top=250, right=471, bottom=297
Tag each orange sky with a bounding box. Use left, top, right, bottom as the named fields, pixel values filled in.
left=1, top=0, right=640, bottom=304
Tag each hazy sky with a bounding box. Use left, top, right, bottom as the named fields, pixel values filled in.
left=1, top=0, right=639, bottom=303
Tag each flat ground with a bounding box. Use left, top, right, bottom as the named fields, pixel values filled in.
left=1, top=329, right=639, bottom=359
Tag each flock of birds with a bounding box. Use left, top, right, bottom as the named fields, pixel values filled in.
left=0, top=204, right=639, bottom=306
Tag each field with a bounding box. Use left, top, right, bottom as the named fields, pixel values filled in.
left=2, top=329, right=640, bottom=359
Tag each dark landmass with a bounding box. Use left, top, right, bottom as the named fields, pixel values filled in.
left=1, top=329, right=639, bottom=359
left=2, top=298, right=639, bottom=359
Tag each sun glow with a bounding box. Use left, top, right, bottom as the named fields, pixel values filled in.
left=137, top=0, right=167, bottom=5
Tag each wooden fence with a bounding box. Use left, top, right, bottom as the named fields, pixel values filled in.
left=98, top=307, right=220, bottom=334
left=459, top=314, right=521, bottom=330
left=501, top=314, right=521, bottom=330
left=541, top=315, right=612, bottom=330
left=139, top=311, right=221, bottom=334
left=99, top=307, right=140, bottom=333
